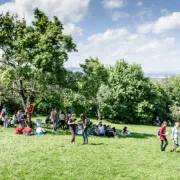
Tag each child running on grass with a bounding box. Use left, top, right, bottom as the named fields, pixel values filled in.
left=171, top=122, right=180, bottom=152
left=159, top=121, right=168, bottom=151
left=68, top=114, right=77, bottom=144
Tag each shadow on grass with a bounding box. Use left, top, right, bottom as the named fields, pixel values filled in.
left=45, top=130, right=70, bottom=136
left=175, top=151, right=180, bottom=153
left=89, top=143, right=104, bottom=146
left=120, top=132, right=156, bottom=139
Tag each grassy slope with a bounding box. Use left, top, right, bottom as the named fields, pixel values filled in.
left=0, top=117, right=179, bottom=180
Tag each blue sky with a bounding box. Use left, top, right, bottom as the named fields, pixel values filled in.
left=0, top=0, right=180, bottom=72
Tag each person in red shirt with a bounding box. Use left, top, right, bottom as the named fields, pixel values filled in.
left=14, top=124, right=24, bottom=134
left=23, top=125, right=33, bottom=135
left=160, top=121, right=168, bottom=151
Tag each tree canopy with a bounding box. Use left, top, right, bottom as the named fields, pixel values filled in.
left=0, top=8, right=76, bottom=110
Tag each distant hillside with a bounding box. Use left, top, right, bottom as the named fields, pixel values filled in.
left=67, top=67, right=180, bottom=79
left=67, top=67, right=82, bottom=72
left=145, top=71, right=180, bottom=79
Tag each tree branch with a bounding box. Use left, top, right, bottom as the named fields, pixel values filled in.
left=0, top=60, right=16, bottom=68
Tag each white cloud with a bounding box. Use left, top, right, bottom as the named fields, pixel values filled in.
left=137, top=23, right=154, bottom=34
left=102, top=0, right=126, bottom=9
left=161, top=9, right=170, bottom=16
left=138, top=12, right=180, bottom=34
left=63, top=23, right=83, bottom=39
left=112, top=11, right=130, bottom=21
left=138, top=8, right=152, bottom=22
left=136, top=1, right=143, bottom=7
left=66, top=28, right=179, bottom=72
left=136, top=37, right=175, bottom=52
left=0, top=0, right=90, bottom=38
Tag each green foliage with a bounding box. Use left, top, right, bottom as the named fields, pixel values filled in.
left=80, top=58, right=109, bottom=119
left=0, top=9, right=76, bottom=109
left=169, top=104, right=180, bottom=122
left=152, top=81, right=171, bottom=121
left=98, top=60, right=156, bottom=124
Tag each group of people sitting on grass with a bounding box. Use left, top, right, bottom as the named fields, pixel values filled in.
left=77, top=121, right=117, bottom=137
left=14, top=123, right=46, bottom=136
left=77, top=121, right=132, bottom=138
left=1, top=106, right=132, bottom=139
left=0, top=107, right=30, bottom=128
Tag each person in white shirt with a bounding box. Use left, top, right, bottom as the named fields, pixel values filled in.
left=36, top=125, right=45, bottom=136
left=98, top=124, right=105, bottom=136
left=171, top=122, right=180, bottom=152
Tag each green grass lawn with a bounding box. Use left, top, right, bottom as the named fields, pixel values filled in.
left=0, top=117, right=179, bottom=180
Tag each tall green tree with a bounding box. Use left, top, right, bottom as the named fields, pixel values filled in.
left=80, top=58, right=108, bottom=119
left=98, top=60, right=156, bottom=124
left=0, top=8, right=76, bottom=110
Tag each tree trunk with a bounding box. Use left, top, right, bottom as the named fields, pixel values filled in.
left=20, top=90, right=27, bottom=111
left=18, top=80, right=33, bottom=127
left=97, top=100, right=101, bottom=120
left=97, top=107, right=101, bottom=120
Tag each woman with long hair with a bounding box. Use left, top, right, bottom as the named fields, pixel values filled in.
left=81, top=114, right=88, bottom=144
left=68, top=114, right=77, bottom=144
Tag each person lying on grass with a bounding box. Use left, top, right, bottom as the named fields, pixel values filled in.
left=23, top=124, right=33, bottom=136
left=14, top=124, right=24, bottom=135
left=121, top=126, right=132, bottom=137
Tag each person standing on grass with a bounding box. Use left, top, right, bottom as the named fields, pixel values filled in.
left=51, top=109, right=59, bottom=131
left=59, top=111, right=66, bottom=130
left=68, top=114, right=77, bottom=144
left=171, top=122, right=180, bottom=152
left=1, top=106, right=8, bottom=128
left=159, top=121, right=168, bottom=151
left=81, top=114, right=88, bottom=144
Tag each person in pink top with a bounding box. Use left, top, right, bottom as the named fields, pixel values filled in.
left=160, top=121, right=168, bottom=151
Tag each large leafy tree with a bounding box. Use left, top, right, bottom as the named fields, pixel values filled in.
left=157, top=76, right=180, bottom=122
left=0, top=8, right=76, bottom=110
left=151, top=81, right=171, bottom=121
left=98, top=60, right=156, bottom=124
left=80, top=58, right=108, bottom=120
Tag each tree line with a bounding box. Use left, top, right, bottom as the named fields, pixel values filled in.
left=0, top=9, right=179, bottom=124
